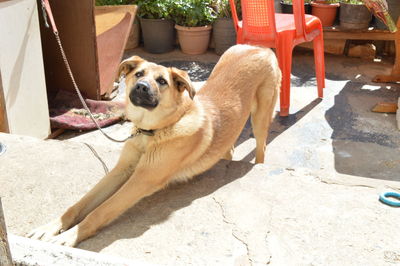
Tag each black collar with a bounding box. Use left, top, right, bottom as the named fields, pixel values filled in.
left=137, top=128, right=155, bottom=136
left=130, top=127, right=155, bottom=138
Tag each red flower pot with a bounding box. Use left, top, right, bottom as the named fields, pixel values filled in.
left=311, top=1, right=340, bottom=27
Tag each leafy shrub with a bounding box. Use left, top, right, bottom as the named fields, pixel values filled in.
left=341, top=0, right=364, bottom=4
left=95, top=0, right=134, bottom=6
left=172, top=0, right=217, bottom=27
left=212, top=0, right=242, bottom=19
left=136, top=0, right=174, bottom=19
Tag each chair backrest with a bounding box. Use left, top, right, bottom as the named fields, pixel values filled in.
left=230, top=0, right=308, bottom=45
left=292, top=0, right=307, bottom=39
left=240, top=0, right=277, bottom=44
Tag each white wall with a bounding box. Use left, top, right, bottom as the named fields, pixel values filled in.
left=0, top=0, right=50, bottom=139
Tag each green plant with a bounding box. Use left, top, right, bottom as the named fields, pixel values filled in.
left=213, top=0, right=231, bottom=18
left=312, top=0, right=340, bottom=3
left=341, top=0, right=364, bottom=4
left=95, top=0, right=134, bottom=5
left=212, top=0, right=241, bottom=18
left=136, top=0, right=174, bottom=19
left=172, top=0, right=217, bottom=27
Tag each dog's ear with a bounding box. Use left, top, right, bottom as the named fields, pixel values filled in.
left=116, top=56, right=145, bottom=82
left=171, top=67, right=196, bottom=100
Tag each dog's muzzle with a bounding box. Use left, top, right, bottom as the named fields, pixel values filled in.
left=129, top=80, right=159, bottom=109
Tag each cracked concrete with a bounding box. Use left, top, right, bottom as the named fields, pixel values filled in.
left=1, top=48, right=400, bottom=265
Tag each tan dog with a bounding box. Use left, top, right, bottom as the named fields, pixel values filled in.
left=28, top=44, right=281, bottom=247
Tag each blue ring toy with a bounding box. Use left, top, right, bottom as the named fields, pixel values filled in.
left=379, top=192, right=400, bottom=207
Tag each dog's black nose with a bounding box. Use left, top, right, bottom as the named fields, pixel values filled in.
left=134, top=81, right=149, bottom=93
left=129, top=80, right=158, bottom=109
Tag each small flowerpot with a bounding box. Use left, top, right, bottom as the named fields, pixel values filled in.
left=311, top=1, right=340, bottom=27
left=280, top=2, right=312, bottom=14
left=175, top=25, right=212, bottom=55
left=339, top=3, right=372, bottom=30
left=213, top=18, right=236, bottom=55
left=140, top=18, right=175, bottom=54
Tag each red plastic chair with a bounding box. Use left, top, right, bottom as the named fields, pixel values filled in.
left=229, top=0, right=325, bottom=116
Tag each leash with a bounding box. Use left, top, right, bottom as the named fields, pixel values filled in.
left=40, top=0, right=132, bottom=143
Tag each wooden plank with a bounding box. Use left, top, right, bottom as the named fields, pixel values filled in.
left=373, top=18, right=400, bottom=83
left=372, top=102, right=398, bottom=113
left=45, top=128, right=65, bottom=139
left=0, top=198, right=13, bottom=266
left=37, top=0, right=100, bottom=100
left=323, top=27, right=396, bottom=41
left=0, top=71, right=9, bottom=133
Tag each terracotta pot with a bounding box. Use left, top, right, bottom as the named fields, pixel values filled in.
left=311, top=1, right=340, bottom=27
left=175, top=25, right=212, bottom=55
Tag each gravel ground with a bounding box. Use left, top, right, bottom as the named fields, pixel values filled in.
left=159, top=61, right=216, bottom=82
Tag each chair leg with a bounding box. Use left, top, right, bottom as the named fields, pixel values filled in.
left=276, top=38, right=293, bottom=117
left=313, top=31, right=325, bottom=98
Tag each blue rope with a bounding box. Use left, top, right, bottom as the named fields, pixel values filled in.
left=379, top=192, right=400, bottom=207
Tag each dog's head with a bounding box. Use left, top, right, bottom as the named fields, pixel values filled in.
left=117, top=56, right=196, bottom=110
left=116, top=56, right=196, bottom=128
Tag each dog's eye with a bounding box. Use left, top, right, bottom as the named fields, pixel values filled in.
left=135, top=71, right=144, bottom=78
left=156, top=77, right=167, bottom=85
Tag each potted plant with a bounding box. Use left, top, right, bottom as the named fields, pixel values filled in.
left=95, top=0, right=140, bottom=50
left=136, top=0, right=175, bottom=53
left=339, top=0, right=372, bottom=30
left=280, top=0, right=312, bottom=15
left=212, top=0, right=239, bottom=55
left=311, top=0, right=340, bottom=27
left=172, top=0, right=217, bottom=55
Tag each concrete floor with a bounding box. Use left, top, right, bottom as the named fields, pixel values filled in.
left=1, top=47, right=400, bottom=265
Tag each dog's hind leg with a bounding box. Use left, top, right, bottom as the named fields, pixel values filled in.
left=251, top=81, right=279, bottom=164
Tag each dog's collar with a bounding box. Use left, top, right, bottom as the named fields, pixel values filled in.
left=130, top=127, right=155, bottom=138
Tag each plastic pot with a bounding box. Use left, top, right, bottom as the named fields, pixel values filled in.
left=280, top=2, right=312, bottom=14
left=140, top=18, right=175, bottom=54
left=339, top=3, right=372, bottom=30
left=213, top=18, right=236, bottom=55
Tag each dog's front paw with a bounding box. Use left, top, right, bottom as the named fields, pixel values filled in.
left=50, top=226, right=79, bottom=247
left=27, top=219, right=64, bottom=241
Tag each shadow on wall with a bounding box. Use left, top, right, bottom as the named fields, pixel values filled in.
left=325, top=81, right=400, bottom=181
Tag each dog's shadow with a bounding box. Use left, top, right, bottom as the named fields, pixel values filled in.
left=235, top=98, right=322, bottom=162
left=79, top=160, right=254, bottom=252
